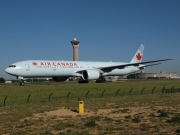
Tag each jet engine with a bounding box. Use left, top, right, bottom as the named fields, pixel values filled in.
left=52, top=76, right=69, bottom=82
left=82, top=69, right=100, bottom=80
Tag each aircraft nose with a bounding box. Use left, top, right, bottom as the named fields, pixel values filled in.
left=5, top=68, right=10, bottom=74
left=5, top=67, right=14, bottom=75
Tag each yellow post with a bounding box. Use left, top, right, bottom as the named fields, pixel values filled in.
left=79, top=101, right=84, bottom=114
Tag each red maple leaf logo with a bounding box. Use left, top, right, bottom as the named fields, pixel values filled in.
left=136, top=53, right=142, bottom=61
left=32, top=62, right=38, bottom=66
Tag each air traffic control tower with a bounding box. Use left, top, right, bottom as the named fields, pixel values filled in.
left=71, top=38, right=80, bottom=61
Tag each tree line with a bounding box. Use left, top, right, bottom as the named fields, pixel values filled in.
left=0, top=77, right=5, bottom=83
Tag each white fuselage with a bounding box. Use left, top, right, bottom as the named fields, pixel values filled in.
left=5, top=60, right=141, bottom=79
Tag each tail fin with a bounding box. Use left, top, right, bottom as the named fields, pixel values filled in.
left=130, top=44, right=144, bottom=63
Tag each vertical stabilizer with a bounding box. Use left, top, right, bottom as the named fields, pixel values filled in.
left=130, top=44, right=144, bottom=63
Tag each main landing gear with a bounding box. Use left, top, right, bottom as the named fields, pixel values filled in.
left=78, top=77, right=89, bottom=83
left=78, top=80, right=89, bottom=83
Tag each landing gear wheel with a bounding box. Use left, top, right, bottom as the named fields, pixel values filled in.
left=78, top=80, right=89, bottom=83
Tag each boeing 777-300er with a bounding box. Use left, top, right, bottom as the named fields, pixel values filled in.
left=5, top=44, right=173, bottom=85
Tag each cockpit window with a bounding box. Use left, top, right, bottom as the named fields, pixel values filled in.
left=9, top=65, right=16, bottom=67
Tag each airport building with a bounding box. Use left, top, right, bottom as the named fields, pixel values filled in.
left=135, top=72, right=180, bottom=79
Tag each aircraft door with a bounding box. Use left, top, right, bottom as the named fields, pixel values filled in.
left=86, top=64, right=90, bottom=69
left=25, top=64, right=30, bottom=71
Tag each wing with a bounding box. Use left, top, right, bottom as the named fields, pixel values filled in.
left=138, top=63, right=162, bottom=70
left=99, top=58, right=173, bottom=72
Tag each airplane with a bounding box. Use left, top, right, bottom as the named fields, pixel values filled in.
left=5, top=44, right=173, bottom=85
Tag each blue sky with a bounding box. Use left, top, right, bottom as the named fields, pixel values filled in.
left=0, top=0, right=180, bottom=80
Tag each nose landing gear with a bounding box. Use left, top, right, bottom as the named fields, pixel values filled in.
left=20, top=80, right=24, bottom=86
left=17, top=76, right=24, bottom=86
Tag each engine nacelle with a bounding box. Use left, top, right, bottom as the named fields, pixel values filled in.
left=82, top=69, right=100, bottom=80
left=52, top=76, right=69, bottom=82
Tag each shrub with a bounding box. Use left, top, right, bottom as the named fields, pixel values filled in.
left=175, top=129, right=180, bottom=134
left=150, top=112, right=156, bottom=117
left=85, top=120, right=96, bottom=127
left=132, top=116, right=141, bottom=123
left=125, top=115, right=131, bottom=119
left=169, top=114, right=180, bottom=123
left=158, top=110, right=169, bottom=117
left=140, top=123, right=149, bottom=131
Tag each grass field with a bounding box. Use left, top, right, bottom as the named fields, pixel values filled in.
left=0, top=80, right=180, bottom=135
